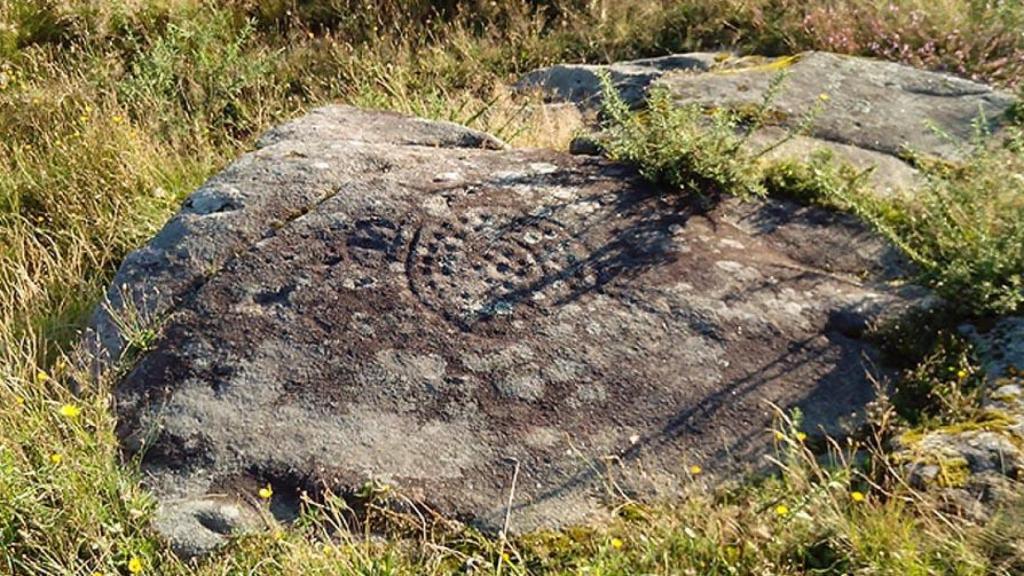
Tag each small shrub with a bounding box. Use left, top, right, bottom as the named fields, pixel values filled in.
left=780, top=0, right=1024, bottom=88
left=768, top=136, right=1024, bottom=317
left=117, top=9, right=282, bottom=145
left=890, top=334, right=982, bottom=427
left=598, top=72, right=766, bottom=200
left=897, top=131, right=1024, bottom=315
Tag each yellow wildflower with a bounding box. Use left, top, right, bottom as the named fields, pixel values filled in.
left=956, top=369, right=968, bottom=379
left=59, top=404, right=81, bottom=418
left=610, top=537, right=624, bottom=550
left=35, top=370, right=49, bottom=384
left=112, top=114, right=124, bottom=125
left=819, top=93, right=831, bottom=102
left=258, top=484, right=273, bottom=500
left=49, top=453, right=63, bottom=465
left=774, top=504, right=789, bottom=517
left=850, top=491, right=866, bottom=503
left=689, top=464, right=702, bottom=475
left=14, top=396, right=24, bottom=407
left=127, top=556, right=143, bottom=574
left=796, top=432, right=807, bottom=442
left=774, top=430, right=785, bottom=441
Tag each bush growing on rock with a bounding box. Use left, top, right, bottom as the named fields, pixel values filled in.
left=768, top=131, right=1024, bottom=317
left=598, top=72, right=769, bottom=199
left=600, top=73, right=1024, bottom=317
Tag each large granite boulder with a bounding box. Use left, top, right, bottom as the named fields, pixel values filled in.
left=91, top=106, right=930, bottom=557
left=520, top=51, right=1019, bottom=195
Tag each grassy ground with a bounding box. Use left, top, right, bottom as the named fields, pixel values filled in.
left=1, top=1, right=1023, bottom=574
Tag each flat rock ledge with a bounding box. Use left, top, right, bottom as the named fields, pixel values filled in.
left=91, top=106, right=931, bottom=558
left=519, top=51, right=1019, bottom=196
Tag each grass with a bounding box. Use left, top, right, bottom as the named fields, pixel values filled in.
left=1, top=0, right=1023, bottom=574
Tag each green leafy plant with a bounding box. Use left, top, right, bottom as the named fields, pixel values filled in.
left=117, top=10, right=282, bottom=144
left=598, top=71, right=767, bottom=200
left=890, top=334, right=983, bottom=427
left=895, top=131, right=1024, bottom=315
left=768, top=136, right=1024, bottom=317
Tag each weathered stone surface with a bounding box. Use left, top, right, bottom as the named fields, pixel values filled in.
left=521, top=51, right=1018, bottom=194
left=966, top=318, right=1024, bottom=447
left=897, top=317, right=1024, bottom=518
left=963, top=317, right=1024, bottom=384
left=517, top=52, right=721, bottom=107
left=89, top=108, right=505, bottom=365
left=745, top=127, right=923, bottom=196
left=92, top=106, right=929, bottom=556
left=658, top=52, right=1016, bottom=160
left=153, top=496, right=262, bottom=559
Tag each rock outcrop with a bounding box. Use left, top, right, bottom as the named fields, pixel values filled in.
left=91, top=106, right=930, bottom=557
left=520, top=51, right=1018, bottom=196
left=897, top=318, right=1024, bottom=519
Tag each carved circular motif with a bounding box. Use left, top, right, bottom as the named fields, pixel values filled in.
left=407, top=208, right=589, bottom=328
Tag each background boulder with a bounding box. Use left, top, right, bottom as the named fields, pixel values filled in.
left=521, top=51, right=1018, bottom=196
